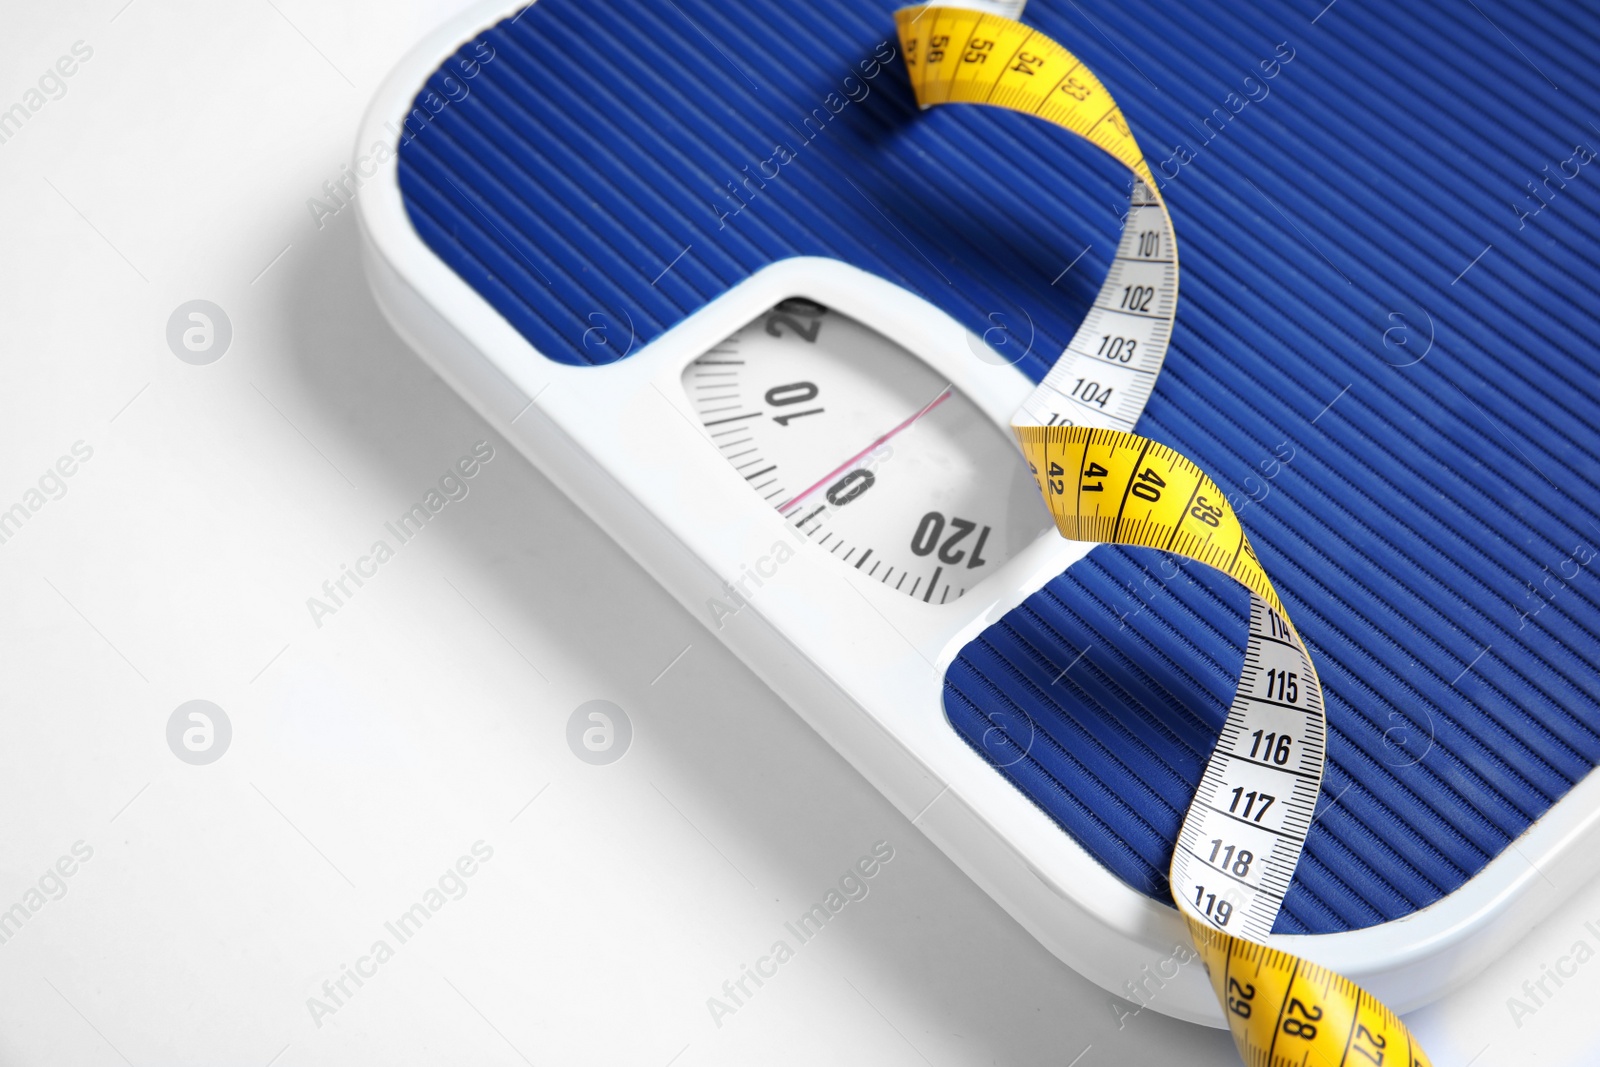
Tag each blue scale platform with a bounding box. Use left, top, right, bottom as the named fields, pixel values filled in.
left=396, top=0, right=1600, bottom=933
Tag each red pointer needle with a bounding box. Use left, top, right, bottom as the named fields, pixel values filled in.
left=778, top=385, right=954, bottom=514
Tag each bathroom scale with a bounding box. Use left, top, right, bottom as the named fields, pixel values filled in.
left=355, top=0, right=1600, bottom=1031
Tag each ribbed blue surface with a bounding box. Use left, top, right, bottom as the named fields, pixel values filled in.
left=400, top=0, right=1600, bottom=934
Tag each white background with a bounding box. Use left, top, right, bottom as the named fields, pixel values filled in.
left=0, top=1, right=1596, bottom=1063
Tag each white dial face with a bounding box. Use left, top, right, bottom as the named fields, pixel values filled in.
left=683, top=298, right=1050, bottom=604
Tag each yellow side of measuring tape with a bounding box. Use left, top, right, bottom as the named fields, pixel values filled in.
left=895, top=7, right=1432, bottom=1064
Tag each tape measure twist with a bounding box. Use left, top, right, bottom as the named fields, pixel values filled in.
left=895, top=7, right=1433, bottom=1064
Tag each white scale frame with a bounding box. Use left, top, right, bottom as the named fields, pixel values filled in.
left=356, top=0, right=1600, bottom=1026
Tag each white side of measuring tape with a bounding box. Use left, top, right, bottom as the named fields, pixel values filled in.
left=939, top=0, right=1030, bottom=20
left=1173, top=596, right=1327, bottom=942
left=1014, top=179, right=1176, bottom=429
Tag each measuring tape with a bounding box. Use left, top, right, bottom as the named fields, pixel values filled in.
left=895, top=7, right=1433, bottom=1064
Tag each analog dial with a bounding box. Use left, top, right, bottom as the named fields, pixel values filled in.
left=683, top=298, right=1048, bottom=603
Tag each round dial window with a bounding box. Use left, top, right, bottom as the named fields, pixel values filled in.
left=683, top=298, right=1049, bottom=603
